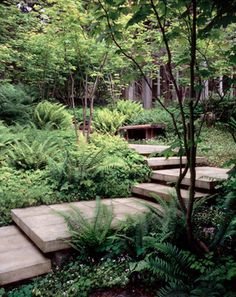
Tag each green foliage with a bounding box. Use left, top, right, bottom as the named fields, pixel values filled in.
left=0, top=288, right=5, bottom=297
left=0, top=121, right=14, bottom=158
left=131, top=243, right=236, bottom=297
left=60, top=198, right=115, bottom=261
left=116, top=99, right=143, bottom=124
left=195, top=127, right=236, bottom=166
left=202, top=94, right=236, bottom=123
left=8, top=258, right=130, bottom=297
left=7, top=136, right=59, bottom=170
left=220, top=164, right=236, bottom=209
left=226, top=117, right=236, bottom=143
left=148, top=243, right=195, bottom=285
left=146, top=195, right=185, bottom=243
left=48, top=140, right=127, bottom=198
left=48, top=133, right=150, bottom=199
left=90, top=133, right=151, bottom=197
left=33, top=101, right=72, bottom=130
left=108, top=196, right=184, bottom=259
left=93, top=108, right=126, bottom=134
left=131, top=108, right=173, bottom=133
left=0, top=167, right=55, bottom=226
left=0, top=130, right=150, bottom=226
left=109, top=214, right=154, bottom=259
left=0, top=83, right=33, bottom=125
left=193, top=206, right=226, bottom=245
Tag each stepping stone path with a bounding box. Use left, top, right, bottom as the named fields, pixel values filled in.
left=0, top=144, right=230, bottom=286
left=128, top=144, right=170, bottom=155
left=151, top=166, right=229, bottom=191
left=147, top=156, right=207, bottom=169
left=132, top=183, right=208, bottom=202
left=11, top=198, right=160, bottom=254
left=0, top=226, right=51, bottom=286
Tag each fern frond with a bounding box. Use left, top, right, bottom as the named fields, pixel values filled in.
left=157, top=282, right=190, bottom=297
left=58, top=198, right=115, bottom=257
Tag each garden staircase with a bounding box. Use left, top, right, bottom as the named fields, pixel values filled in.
left=130, top=144, right=229, bottom=201
left=0, top=144, right=230, bottom=287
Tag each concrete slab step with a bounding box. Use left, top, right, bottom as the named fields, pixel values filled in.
left=147, top=156, right=208, bottom=169
left=128, top=144, right=170, bottom=156
left=0, top=226, right=51, bottom=286
left=11, top=198, right=161, bottom=253
left=132, top=183, right=208, bottom=201
left=151, top=166, right=229, bottom=191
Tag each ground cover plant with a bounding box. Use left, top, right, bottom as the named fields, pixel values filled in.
left=0, top=113, right=150, bottom=227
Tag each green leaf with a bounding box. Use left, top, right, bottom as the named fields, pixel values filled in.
left=126, top=5, right=152, bottom=27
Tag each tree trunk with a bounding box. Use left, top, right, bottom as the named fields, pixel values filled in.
left=70, top=73, right=79, bottom=143
left=142, top=77, right=152, bottom=109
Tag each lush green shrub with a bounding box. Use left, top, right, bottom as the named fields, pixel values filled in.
left=0, top=121, right=14, bottom=156
left=201, top=94, right=236, bottom=122
left=0, top=83, right=33, bottom=125
left=116, top=100, right=143, bottom=124
left=90, top=134, right=151, bottom=197
left=48, top=140, right=127, bottom=199
left=131, top=108, right=173, bottom=132
left=0, top=167, right=56, bottom=226
left=49, top=135, right=150, bottom=199
left=93, top=108, right=126, bottom=134
left=7, top=136, right=60, bottom=170
left=69, top=107, right=101, bottom=124
left=33, top=101, right=72, bottom=130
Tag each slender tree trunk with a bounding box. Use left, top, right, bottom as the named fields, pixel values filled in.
left=70, top=73, right=79, bottom=143
left=186, top=0, right=197, bottom=246
left=142, top=77, right=152, bottom=109
left=87, top=53, right=108, bottom=141
left=82, top=74, right=88, bottom=136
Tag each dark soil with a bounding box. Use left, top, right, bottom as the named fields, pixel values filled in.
left=90, top=286, right=154, bottom=297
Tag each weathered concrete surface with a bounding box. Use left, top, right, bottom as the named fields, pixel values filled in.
left=132, top=183, right=208, bottom=201
left=132, top=183, right=208, bottom=200
left=128, top=144, right=169, bottom=156
left=151, top=166, right=229, bottom=190
left=147, top=156, right=208, bottom=169
left=12, top=198, right=161, bottom=253
left=0, top=226, right=51, bottom=285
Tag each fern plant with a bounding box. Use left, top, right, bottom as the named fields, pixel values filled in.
left=116, top=99, right=143, bottom=124
left=33, top=101, right=72, bottom=130
left=93, top=108, right=126, bottom=134
left=49, top=142, right=127, bottom=196
left=59, top=198, right=115, bottom=260
left=0, top=121, right=14, bottom=152
left=0, top=83, right=33, bottom=125
left=227, top=117, right=236, bottom=143
left=130, top=108, right=173, bottom=132
left=145, top=193, right=185, bottom=243
left=7, top=136, right=59, bottom=170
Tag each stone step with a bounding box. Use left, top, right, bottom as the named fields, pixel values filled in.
left=132, top=183, right=208, bottom=201
left=128, top=144, right=170, bottom=156
left=11, top=198, right=161, bottom=253
left=0, top=226, right=51, bottom=286
left=151, top=166, right=229, bottom=191
left=147, top=156, right=208, bottom=169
